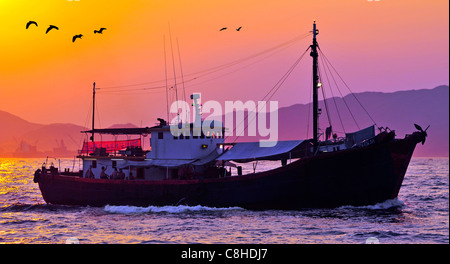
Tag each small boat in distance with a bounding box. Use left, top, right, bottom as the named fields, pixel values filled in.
left=34, top=22, right=427, bottom=209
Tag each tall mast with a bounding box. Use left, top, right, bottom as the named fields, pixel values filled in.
left=310, top=21, right=319, bottom=144
left=91, top=82, right=96, bottom=143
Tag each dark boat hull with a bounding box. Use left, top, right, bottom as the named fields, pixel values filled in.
left=36, top=132, right=423, bottom=209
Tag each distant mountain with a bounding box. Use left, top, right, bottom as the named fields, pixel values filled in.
left=0, top=113, right=140, bottom=157
left=0, top=111, right=87, bottom=157
left=0, top=85, right=448, bottom=157
left=226, top=85, right=449, bottom=157
left=0, top=110, right=42, bottom=140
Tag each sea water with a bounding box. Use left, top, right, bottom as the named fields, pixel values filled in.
left=0, top=157, right=448, bottom=244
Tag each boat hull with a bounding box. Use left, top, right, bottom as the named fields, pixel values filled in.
left=36, top=132, right=422, bottom=209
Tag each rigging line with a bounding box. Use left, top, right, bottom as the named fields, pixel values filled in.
left=263, top=46, right=311, bottom=102
left=176, top=38, right=187, bottom=103
left=95, top=97, right=102, bottom=130
left=257, top=46, right=310, bottom=104
left=176, top=37, right=189, bottom=124
left=168, top=24, right=180, bottom=123
left=97, top=85, right=166, bottom=93
left=319, top=53, right=346, bottom=134
left=184, top=38, right=304, bottom=91
left=96, top=32, right=312, bottom=90
left=164, top=35, right=169, bottom=122
left=226, top=46, right=310, bottom=142
left=306, top=71, right=313, bottom=139
left=318, top=48, right=378, bottom=129
left=318, top=48, right=360, bottom=130
left=317, top=61, right=333, bottom=129
left=95, top=81, right=163, bottom=90
left=97, top=90, right=166, bottom=96
left=188, top=32, right=312, bottom=79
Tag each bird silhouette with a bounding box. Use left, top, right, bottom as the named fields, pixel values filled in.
left=236, top=27, right=242, bottom=31
left=46, top=25, right=59, bottom=34
left=94, top=28, right=107, bottom=34
left=26, top=21, right=38, bottom=29
left=72, top=34, right=83, bottom=43
left=219, top=27, right=227, bottom=31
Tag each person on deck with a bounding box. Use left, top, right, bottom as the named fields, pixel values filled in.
left=85, top=165, right=94, bottom=178
left=118, top=169, right=125, bottom=180
left=111, top=168, right=119, bottom=179
left=100, top=166, right=109, bottom=179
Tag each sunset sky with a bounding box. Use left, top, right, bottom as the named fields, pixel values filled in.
left=0, top=0, right=448, bottom=128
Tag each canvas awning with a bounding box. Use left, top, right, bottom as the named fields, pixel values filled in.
left=217, top=140, right=305, bottom=162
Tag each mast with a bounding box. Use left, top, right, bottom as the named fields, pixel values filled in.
left=91, top=82, right=96, bottom=143
left=310, top=21, right=319, bottom=144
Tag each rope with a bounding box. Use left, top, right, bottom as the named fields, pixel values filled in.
left=318, top=51, right=346, bottom=134
left=95, top=32, right=312, bottom=92
left=226, top=46, right=311, bottom=143
left=318, top=47, right=379, bottom=130
left=318, top=48, right=360, bottom=130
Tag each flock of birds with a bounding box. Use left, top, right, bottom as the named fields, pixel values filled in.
left=220, top=26, right=242, bottom=31
left=26, top=20, right=240, bottom=42
left=26, top=20, right=106, bottom=42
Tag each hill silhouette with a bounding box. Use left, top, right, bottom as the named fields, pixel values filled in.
left=0, top=85, right=448, bottom=157
left=226, top=85, right=449, bottom=157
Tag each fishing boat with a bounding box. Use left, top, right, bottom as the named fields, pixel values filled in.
left=34, top=22, right=428, bottom=209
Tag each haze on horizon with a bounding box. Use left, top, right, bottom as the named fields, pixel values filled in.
left=0, top=0, right=448, bottom=128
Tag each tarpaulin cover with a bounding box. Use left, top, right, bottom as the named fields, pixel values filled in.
left=217, top=140, right=304, bottom=161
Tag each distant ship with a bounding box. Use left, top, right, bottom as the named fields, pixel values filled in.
left=12, top=140, right=44, bottom=158
left=34, top=22, right=427, bottom=209
left=52, top=139, right=77, bottom=157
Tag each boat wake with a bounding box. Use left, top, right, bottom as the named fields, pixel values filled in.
left=337, top=198, right=405, bottom=210
left=103, top=204, right=244, bottom=214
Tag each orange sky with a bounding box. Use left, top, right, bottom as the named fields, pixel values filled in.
left=0, top=0, right=448, bottom=128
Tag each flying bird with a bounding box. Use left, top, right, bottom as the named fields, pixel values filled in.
left=46, top=25, right=59, bottom=34
left=94, top=28, right=107, bottom=34
left=26, top=21, right=38, bottom=29
left=236, top=27, right=242, bottom=31
left=72, top=34, right=83, bottom=43
left=219, top=27, right=227, bottom=31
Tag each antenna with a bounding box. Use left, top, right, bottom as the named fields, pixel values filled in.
left=176, top=37, right=188, bottom=123
left=163, top=35, right=169, bottom=123
left=91, top=81, right=96, bottom=143
left=168, top=23, right=180, bottom=124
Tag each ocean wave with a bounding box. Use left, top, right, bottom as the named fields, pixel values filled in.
left=338, top=198, right=405, bottom=210
left=104, top=204, right=243, bottom=214
left=0, top=203, right=81, bottom=213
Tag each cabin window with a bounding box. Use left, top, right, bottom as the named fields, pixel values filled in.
left=158, top=132, right=164, bottom=139
left=112, top=160, right=117, bottom=168
left=92, top=160, right=97, bottom=168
